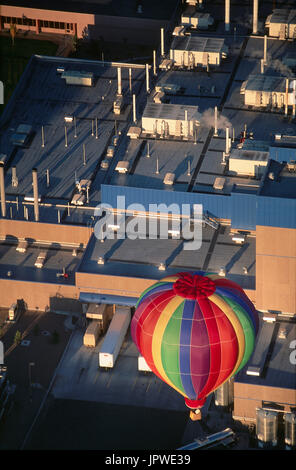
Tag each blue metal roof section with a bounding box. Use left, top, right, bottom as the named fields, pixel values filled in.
left=101, top=183, right=296, bottom=230
left=269, top=146, right=296, bottom=163
left=230, top=192, right=257, bottom=230
left=101, top=184, right=232, bottom=219
left=256, top=196, right=296, bottom=229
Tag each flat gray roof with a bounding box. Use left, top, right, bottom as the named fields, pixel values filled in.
left=236, top=315, right=296, bottom=390
left=171, top=36, right=226, bottom=53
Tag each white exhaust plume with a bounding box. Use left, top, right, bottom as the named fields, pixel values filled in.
left=200, top=108, right=233, bottom=132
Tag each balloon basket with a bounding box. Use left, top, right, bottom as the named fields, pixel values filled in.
left=190, top=409, right=202, bottom=421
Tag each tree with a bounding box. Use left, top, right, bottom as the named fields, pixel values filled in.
left=14, top=330, right=22, bottom=345
left=10, top=23, right=17, bottom=46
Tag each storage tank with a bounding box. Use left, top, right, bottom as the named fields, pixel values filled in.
left=214, top=377, right=234, bottom=407
left=256, top=408, right=278, bottom=448
left=284, top=412, right=296, bottom=450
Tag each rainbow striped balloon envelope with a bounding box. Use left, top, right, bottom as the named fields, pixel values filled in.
left=131, top=271, right=259, bottom=410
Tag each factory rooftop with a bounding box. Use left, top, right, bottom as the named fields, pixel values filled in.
left=236, top=314, right=296, bottom=391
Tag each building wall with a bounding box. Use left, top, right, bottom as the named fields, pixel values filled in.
left=233, top=381, right=296, bottom=422
left=0, top=218, right=92, bottom=247
left=0, top=5, right=168, bottom=45
left=256, top=225, right=296, bottom=313
left=0, top=5, right=95, bottom=37
left=76, top=271, right=157, bottom=299
left=0, top=278, right=78, bottom=310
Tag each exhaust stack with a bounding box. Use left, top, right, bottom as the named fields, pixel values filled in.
left=32, top=168, right=39, bottom=222
left=0, top=162, right=6, bottom=218
left=161, top=28, right=165, bottom=57
left=133, top=94, right=137, bottom=123
left=117, top=67, right=122, bottom=96
left=253, top=0, right=258, bottom=35
left=225, top=0, right=230, bottom=32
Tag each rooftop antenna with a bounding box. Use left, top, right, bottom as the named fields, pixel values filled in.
left=41, top=125, right=45, bottom=148
left=64, top=125, right=68, bottom=147
left=161, top=28, right=165, bottom=57
left=91, top=119, right=94, bottom=136
left=146, top=141, right=151, bottom=158
left=232, top=127, right=235, bottom=143
left=187, top=158, right=191, bottom=176
left=32, top=168, right=39, bottom=222
left=253, top=0, right=258, bottom=35
left=225, top=0, right=230, bottom=32
left=95, top=117, right=98, bottom=139
left=0, top=162, right=6, bottom=218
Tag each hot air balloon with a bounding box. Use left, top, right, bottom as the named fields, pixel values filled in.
left=131, top=271, right=258, bottom=419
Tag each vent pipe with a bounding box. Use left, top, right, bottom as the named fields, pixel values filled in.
left=225, top=0, right=230, bottom=32
left=263, top=34, right=267, bottom=64
left=285, top=78, right=289, bottom=116
left=161, top=28, right=165, bottom=57
left=146, top=64, right=150, bottom=93
left=133, top=94, right=137, bottom=123
left=153, top=50, right=157, bottom=76
left=32, top=168, right=39, bottom=222
left=214, top=106, right=218, bottom=136
left=12, top=166, right=18, bottom=187
left=253, top=0, right=258, bottom=35
left=225, top=127, right=230, bottom=155
left=117, top=67, right=122, bottom=96
left=0, top=162, right=6, bottom=218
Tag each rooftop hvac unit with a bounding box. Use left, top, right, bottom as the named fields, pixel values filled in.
left=163, top=172, right=175, bottom=185
left=158, top=263, right=166, bottom=271
left=97, top=257, right=105, bottom=265
left=284, top=412, right=296, bottom=449
left=115, top=161, right=129, bottom=174
left=214, top=378, right=234, bottom=407
left=278, top=327, right=287, bottom=339
left=232, top=234, right=246, bottom=244
left=256, top=408, right=278, bottom=449
left=64, top=116, right=73, bottom=123
left=246, top=366, right=261, bottom=376
left=219, top=266, right=226, bottom=277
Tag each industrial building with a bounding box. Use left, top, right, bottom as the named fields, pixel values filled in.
left=169, top=36, right=228, bottom=68
left=240, top=75, right=296, bottom=115
left=0, top=0, right=296, bottom=450
left=265, top=9, right=296, bottom=40
left=0, top=0, right=180, bottom=45
left=180, top=6, right=214, bottom=30
left=141, top=102, right=201, bottom=139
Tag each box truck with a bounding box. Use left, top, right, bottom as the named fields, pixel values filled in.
left=83, top=321, right=101, bottom=347
left=138, top=355, right=152, bottom=373
left=86, top=303, right=109, bottom=334
left=99, top=307, right=131, bottom=369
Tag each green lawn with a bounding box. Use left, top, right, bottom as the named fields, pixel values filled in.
left=0, top=35, right=58, bottom=114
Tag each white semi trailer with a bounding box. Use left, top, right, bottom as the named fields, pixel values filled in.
left=99, top=306, right=131, bottom=369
